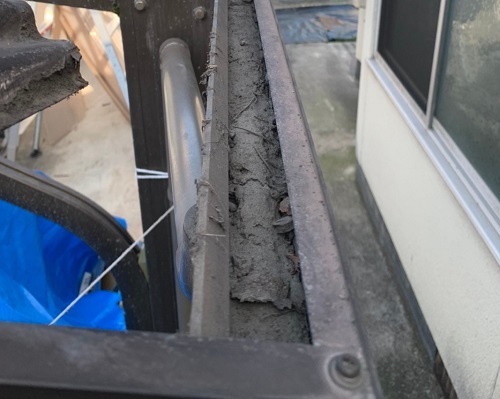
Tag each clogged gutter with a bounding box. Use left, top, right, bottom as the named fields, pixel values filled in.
left=228, top=0, right=309, bottom=343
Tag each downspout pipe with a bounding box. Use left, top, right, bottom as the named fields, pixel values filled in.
left=160, top=39, right=204, bottom=329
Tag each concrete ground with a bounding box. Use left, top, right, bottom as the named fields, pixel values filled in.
left=283, top=22, right=444, bottom=399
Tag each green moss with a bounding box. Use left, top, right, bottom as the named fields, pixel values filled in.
left=318, top=145, right=356, bottom=182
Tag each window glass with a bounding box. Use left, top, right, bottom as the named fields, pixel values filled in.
left=435, top=0, right=500, bottom=198
left=378, top=0, right=441, bottom=109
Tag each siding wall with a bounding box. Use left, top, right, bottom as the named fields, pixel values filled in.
left=356, top=1, right=500, bottom=397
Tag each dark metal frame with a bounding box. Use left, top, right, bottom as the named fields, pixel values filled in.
left=0, top=323, right=366, bottom=399
left=0, top=0, right=381, bottom=397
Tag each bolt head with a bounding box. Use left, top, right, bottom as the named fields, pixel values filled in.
left=193, top=6, right=206, bottom=20
left=329, top=353, right=363, bottom=389
left=335, top=354, right=361, bottom=379
left=134, top=0, right=146, bottom=11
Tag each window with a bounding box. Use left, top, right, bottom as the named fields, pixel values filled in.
left=434, top=0, right=500, bottom=199
left=375, top=0, right=500, bottom=259
left=378, top=0, right=441, bottom=110
left=379, top=0, right=500, bottom=201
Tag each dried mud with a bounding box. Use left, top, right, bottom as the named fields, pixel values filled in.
left=228, top=0, right=309, bottom=343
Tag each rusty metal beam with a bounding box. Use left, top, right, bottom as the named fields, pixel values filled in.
left=189, top=0, right=229, bottom=337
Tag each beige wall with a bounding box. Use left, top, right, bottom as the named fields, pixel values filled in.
left=356, top=1, right=500, bottom=398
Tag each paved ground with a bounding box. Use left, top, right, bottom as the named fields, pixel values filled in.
left=284, top=36, right=444, bottom=399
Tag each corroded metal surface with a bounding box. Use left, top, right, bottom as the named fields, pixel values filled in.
left=254, top=0, right=378, bottom=395
left=189, top=0, right=230, bottom=337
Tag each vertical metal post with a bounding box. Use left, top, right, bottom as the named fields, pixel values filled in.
left=118, top=0, right=212, bottom=332
left=5, top=124, right=19, bottom=162
left=31, top=112, right=43, bottom=157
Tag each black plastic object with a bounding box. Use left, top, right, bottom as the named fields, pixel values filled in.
left=0, top=157, right=153, bottom=331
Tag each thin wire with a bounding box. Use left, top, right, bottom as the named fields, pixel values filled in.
left=136, top=168, right=168, bottom=175
left=137, top=175, right=169, bottom=180
left=136, top=168, right=169, bottom=180
left=49, top=205, right=175, bottom=326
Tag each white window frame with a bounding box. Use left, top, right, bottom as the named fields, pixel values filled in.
left=367, top=0, right=500, bottom=263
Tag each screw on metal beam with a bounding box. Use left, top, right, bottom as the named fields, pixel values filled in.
left=193, top=6, right=206, bottom=20
left=329, top=353, right=363, bottom=389
left=134, top=0, right=146, bottom=11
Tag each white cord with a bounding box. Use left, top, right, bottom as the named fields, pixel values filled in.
left=135, top=168, right=169, bottom=180
left=49, top=205, right=175, bottom=326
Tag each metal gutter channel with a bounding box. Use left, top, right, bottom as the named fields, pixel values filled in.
left=189, top=0, right=230, bottom=337
left=188, top=0, right=380, bottom=393
left=254, top=0, right=379, bottom=394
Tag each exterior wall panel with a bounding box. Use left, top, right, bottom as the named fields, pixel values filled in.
left=356, top=1, right=500, bottom=397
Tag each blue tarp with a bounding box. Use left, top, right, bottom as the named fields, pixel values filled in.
left=0, top=199, right=126, bottom=330
left=276, top=5, right=358, bottom=44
